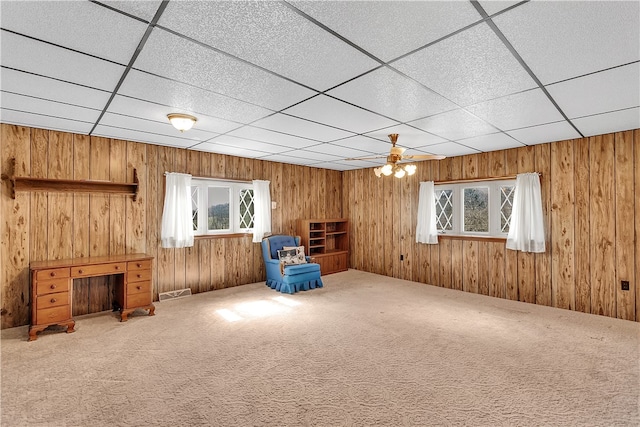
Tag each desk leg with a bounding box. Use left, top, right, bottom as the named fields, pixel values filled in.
left=28, top=320, right=75, bottom=341
left=120, top=304, right=155, bottom=322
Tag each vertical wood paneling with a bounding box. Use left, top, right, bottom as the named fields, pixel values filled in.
left=156, top=146, right=174, bottom=295
left=589, top=134, right=616, bottom=317
left=109, top=139, right=126, bottom=256
left=173, top=149, right=187, bottom=292
left=30, top=129, right=48, bottom=262
left=47, top=131, right=74, bottom=261
left=614, top=131, right=635, bottom=320
left=126, top=141, right=146, bottom=254
left=635, top=129, right=640, bottom=322
left=146, top=144, right=159, bottom=301
left=429, top=162, right=441, bottom=287
left=550, top=140, right=575, bottom=310
left=504, top=148, right=519, bottom=301
left=488, top=150, right=506, bottom=298
left=535, top=143, right=552, bottom=306
left=1, top=125, right=30, bottom=329
left=574, top=138, right=591, bottom=314
left=185, top=150, right=200, bottom=293
left=72, top=134, right=91, bottom=316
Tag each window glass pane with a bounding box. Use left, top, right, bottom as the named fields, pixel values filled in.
left=500, top=185, right=515, bottom=233
left=435, top=189, right=453, bottom=231
left=463, top=187, right=489, bottom=232
left=208, top=187, right=230, bottom=230
left=239, top=189, right=254, bottom=229
left=191, top=186, right=199, bottom=231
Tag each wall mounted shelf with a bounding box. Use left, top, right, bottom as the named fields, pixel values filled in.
left=1, top=158, right=139, bottom=200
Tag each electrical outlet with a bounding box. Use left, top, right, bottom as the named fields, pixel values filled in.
left=621, top=281, right=630, bottom=291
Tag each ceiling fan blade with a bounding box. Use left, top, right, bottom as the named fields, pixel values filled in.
left=344, top=155, right=387, bottom=161
left=402, top=154, right=447, bottom=161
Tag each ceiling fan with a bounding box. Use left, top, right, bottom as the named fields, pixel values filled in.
left=346, top=134, right=446, bottom=178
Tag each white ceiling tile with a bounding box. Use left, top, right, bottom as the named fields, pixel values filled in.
left=466, top=89, right=564, bottom=130
left=0, top=92, right=101, bottom=124
left=1, top=32, right=125, bottom=91
left=227, top=126, right=318, bottom=149
left=134, top=29, right=315, bottom=111
left=0, top=109, right=93, bottom=134
left=506, top=121, right=581, bottom=146
left=457, top=132, right=525, bottom=152
left=194, top=142, right=270, bottom=159
left=283, top=150, right=342, bottom=162
left=208, top=135, right=291, bottom=155
left=493, top=1, right=640, bottom=84
left=101, top=1, right=163, bottom=22
left=257, top=154, right=318, bottom=166
left=423, top=142, right=481, bottom=157
left=99, top=113, right=217, bottom=144
left=1, top=68, right=111, bottom=110
left=118, top=70, right=272, bottom=124
left=329, top=136, right=395, bottom=155
left=284, top=95, right=398, bottom=134
left=304, top=143, right=371, bottom=159
left=0, top=1, right=148, bottom=64
left=290, top=1, right=481, bottom=62
left=310, top=162, right=358, bottom=171
left=409, top=109, right=497, bottom=141
left=364, top=124, right=447, bottom=148
left=572, top=108, right=640, bottom=137
left=251, top=113, right=355, bottom=142
left=158, top=1, right=378, bottom=91
left=107, top=95, right=241, bottom=135
left=546, top=63, right=640, bottom=119
left=327, top=67, right=458, bottom=122
left=477, top=1, right=523, bottom=16
left=93, top=125, right=197, bottom=148
left=393, top=22, right=537, bottom=106
left=329, top=159, right=381, bottom=169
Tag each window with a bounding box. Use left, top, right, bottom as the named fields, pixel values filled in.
left=191, top=178, right=254, bottom=236
left=434, top=179, right=515, bottom=238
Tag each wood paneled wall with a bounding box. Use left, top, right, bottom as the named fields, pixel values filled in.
left=343, top=129, right=639, bottom=322
left=0, top=124, right=342, bottom=329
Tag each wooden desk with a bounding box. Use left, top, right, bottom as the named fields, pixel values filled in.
left=29, top=254, right=155, bottom=341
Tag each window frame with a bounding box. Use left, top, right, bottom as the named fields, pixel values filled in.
left=191, top=177, right=254, bottom=237
left=434, top=179, right=515, bottom=239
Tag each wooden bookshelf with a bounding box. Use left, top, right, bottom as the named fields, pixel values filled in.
left=297, top=218, right=349, bottom=275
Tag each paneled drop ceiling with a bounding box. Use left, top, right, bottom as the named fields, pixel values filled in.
left=1, top=0, right=638, bottom=171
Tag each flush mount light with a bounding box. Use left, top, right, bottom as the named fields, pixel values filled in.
left=167, top=113, right=197, bottom=132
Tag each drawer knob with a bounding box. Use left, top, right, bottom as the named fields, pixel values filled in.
left=50, top=298, right=57, bottom=303
left=50, top=272, right=56, bottom=277
left=137, top=274, right=142, bottom=278
left=78, top=269, right=83, bottom=274
left=50, top=284, right=57, bottom=290
left=136, top=286, right=142, bottom=290
left=115, top=266, right=120, bottom=270
left=137, top=263, right=142, bottom=268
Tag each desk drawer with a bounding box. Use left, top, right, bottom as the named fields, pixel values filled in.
left=127, top=269, right=151, bottom=283
left=127, top=280, right=151, bottom=296
left=36, top=305, right=71, bottom=325
left=127, top=292, right=152, bottom=308
left=36, top=278, right=70, bottom=295
left=72, top=262, right=126, bottom=277
left=37, top=291, right=69, bottom=309
left=128, top=260, right=152, bottom=271
left=35, top=267, right=70, bottom=281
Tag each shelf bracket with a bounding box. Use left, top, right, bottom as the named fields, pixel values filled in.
left=1, top=157, right=16, bottom=199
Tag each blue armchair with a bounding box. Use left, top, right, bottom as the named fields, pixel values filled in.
left=261, top=235, right=323, bottom=294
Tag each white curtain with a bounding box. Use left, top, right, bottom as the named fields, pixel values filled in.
left=506, top=173, right=545, bottom=253
left=252, top=180, right=272, bottom=243
left=161, top=172, right=194, bottom=248
left=416, top=181, right=439, bottom=244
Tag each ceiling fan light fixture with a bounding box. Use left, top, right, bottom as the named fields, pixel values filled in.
left=374, top=167, right=382, bottom=178
left=404, top=164, right=417, bottom=176
left=167, top=113, right=197, bottom=132
left=394, top=167, right=406, bottom=178
left=381, top=164, right=393, bottom=176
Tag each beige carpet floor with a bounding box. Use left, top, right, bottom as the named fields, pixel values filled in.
left=1, top=270, right=639, bottom=426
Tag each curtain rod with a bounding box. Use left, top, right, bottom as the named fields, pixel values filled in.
left=434, top=173, right=541, bottom=185
left=163, top=171, right=251, bottom=184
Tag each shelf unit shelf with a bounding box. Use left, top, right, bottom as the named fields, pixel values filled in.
left=2, top=158, right=139, bottom=200
left=297, top=218, right=349, bottom=275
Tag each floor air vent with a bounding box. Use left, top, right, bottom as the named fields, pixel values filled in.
left=158, top=288, right=192, bottom=302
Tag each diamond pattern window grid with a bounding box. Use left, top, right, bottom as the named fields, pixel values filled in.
left=500, top=186, right=515, bottom=233
left=191, top=186, right=199, bottom=231
left=239, top=189, right=255, bottom=229
left=435, top=189, right=453, bottom=231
